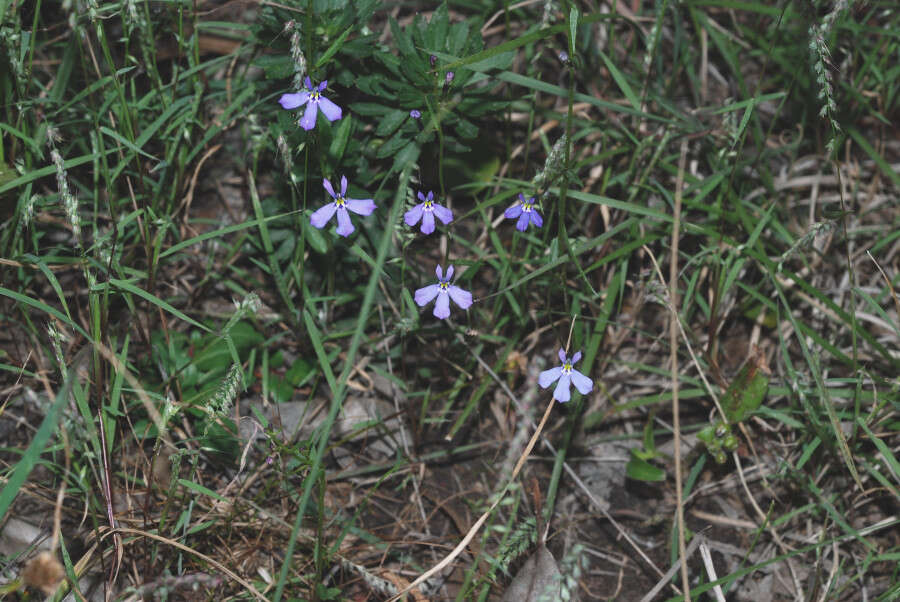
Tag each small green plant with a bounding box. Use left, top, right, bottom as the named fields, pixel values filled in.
left=697, top=352, right=771, bottom=464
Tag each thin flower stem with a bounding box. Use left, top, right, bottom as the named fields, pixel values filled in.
left=305, top=0, right=313, bottom=73
left=671, top=139, right=690, bottom=601
left=556, top=3, right=585, bottom=298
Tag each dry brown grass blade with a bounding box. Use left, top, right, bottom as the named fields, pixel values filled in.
left=107, top=527, right=267, bottom=600
left=387, top=397, right=557, bottom=602
left=671, top=138, right=690, bottom=601
left=867, top=250, right=900, bottom=327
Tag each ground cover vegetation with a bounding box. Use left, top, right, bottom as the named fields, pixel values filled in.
left=0, top=0, right=898, bottom=599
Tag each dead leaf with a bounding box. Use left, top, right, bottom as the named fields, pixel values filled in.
left=500, top=545, right=562, bottom=602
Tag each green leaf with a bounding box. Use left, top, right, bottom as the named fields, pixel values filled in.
left=253, top=55, right=294, bottom=79
left=328, top=114, right=353, bottom=162
left=315, top=26, right=353, bottom=68
left=194, top=323, right=263, bottom=372
left=568, top=7, right=579, bottom=54
left=721, top=351, right=770, bottom=424
left=391, top=141, right=420, bottom=174
left=0, top=363, right=74, bottom=522
left=303, top=217, right=328, bottom=254
left=375, top=110, right=409, bottom=137
left=178, top=478, right=228, bottom=502
left=597, top=49, right=640, bottom=112
left=107, top=278, right=211, bottom=333
left=376, top=130, right=410, bottom=159
left=626, top=450, right=666, bottom=482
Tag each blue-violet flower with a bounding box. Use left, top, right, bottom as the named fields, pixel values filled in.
left=404, top=190, right=453, bottom=235
left=414, top=264, right=473, bottom=320
left=504, top=193, right=543, bottom=231
left=410, top=109, right=422, bottom=119
left=538, top=349, right=593, bottom=402
left=310, top=175, right=376, bottom=237
left=278, top=76, right=342, bottom=131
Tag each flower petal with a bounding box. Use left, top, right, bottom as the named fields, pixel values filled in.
left=404, top=204, right=424, bottom=226
left=417, top=191, right=426, bottom=202
left=445, top=265, right=454, bottom=281
left=310, top=203, right=337, bottom=229
left=435, top=264, right=443, bottom=280
left=304, top=76, right=313, bottom=90
left=432, top=204, right=453, bottom=225
left=433, top=293, right=451, bottom=319
left=516, top=212, right=530, bottom=231
left=558, top=349, right=567, bottom=363
left=279, top=91, right=310, bottom=109
left=571, top=351, right=582, bottom=364
left=414, top=284, right=441, bottom=307
left=318, top=80, right=328, bottom=91
left=299, top=101, right=318, bottom=130
left=318, top=97, right=342, bottom=122
left=518, top=192, right=526, bottom=203
left=531, top=210, right=543, bottom=228
left=570, top=369, right=593, bottom=395
left=345, top=198, right=376, bottom=216
left=447, top=285, right=472, bottom=309
left=335, top=207, right=354, bottom=237
left=553, top=374, right=572, bottom=402
left=426, top=191, right=434, bottom=201
left=340, top=175, right=348, bottom=197
left=505, top=203, right=523, bottom=219
left=322, top=177, right=336, bottom=199
left=539, top=366, right=562, bottom=388
left=421, top=210, right=435, bottom=234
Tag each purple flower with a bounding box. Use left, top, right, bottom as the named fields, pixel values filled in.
left=430, top=55, right=437, bottom=67
left=278, top=76, right=342, bottom=131
left=414, top=264, right=473, bottom=320
left=310, top=175, right=376, bottom=237
left=559, top=51, right=569, bottom=63
left=504, top=193, right=543, bottom=231
left=445, top=71, right=455, bottom=83
left=410, top=109, right=422, bottom=119
left=538, top=349, right=593, bottom=403
left=404, top=190, right=453, bottom=235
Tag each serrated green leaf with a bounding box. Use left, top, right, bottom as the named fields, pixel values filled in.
left=376, top=130, right=410, bottom=159
left=425, top=3, right=449, bottom=49
left=376, top=110, right=409, bottom=137
left=391, top=141, right=420, bottom=174
left=454, top=117, right=478, bottom=139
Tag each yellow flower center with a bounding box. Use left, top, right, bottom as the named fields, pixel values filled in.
left=523, top=202, right=533, bottom=212
left=311, top=90, right=321, bottom=102
left=439, top=281, right=449, bottom=291
left=334, top=195, right=345, bottom=208
left=563, top=362, right=572, bottom=373
left=424, top=200, right=434, bottom=210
